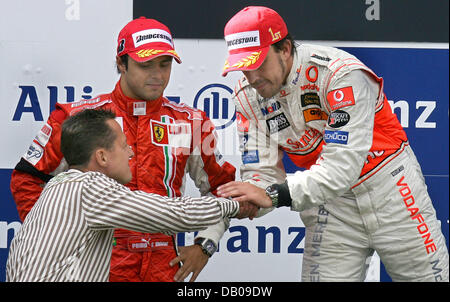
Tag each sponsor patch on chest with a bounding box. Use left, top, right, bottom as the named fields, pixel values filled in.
left=150, top=120, right=191, bottom=148
left=266, top=112, right=290, bottom=134
left=301, top=93, right=321, bottom=107
left=303, top=108, right=328, bottom=123
left=242, top=150, right=259, bottom=164
left=236, top=112, right=249, bottom=132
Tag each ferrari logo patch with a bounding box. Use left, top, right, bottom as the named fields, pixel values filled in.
left=150, top=119, right=191, bottom=148
left=153, top=124, right=165, bottom=143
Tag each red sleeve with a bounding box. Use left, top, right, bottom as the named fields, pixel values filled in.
left=10, top=170, right=43, bottom=222
left=10, top=106, right=69, bottom=221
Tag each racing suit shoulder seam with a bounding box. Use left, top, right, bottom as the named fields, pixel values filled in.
left=162, top=99, right=205, bottom=120
left=56, top=94, right=113, bottom=115
left=233, top=78, right=262, bottom=125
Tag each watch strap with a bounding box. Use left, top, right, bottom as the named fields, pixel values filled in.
left=265, top=185, right=279, bottom=207
left=271, top=181, right=292, bottom=208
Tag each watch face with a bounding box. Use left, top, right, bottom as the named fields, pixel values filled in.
left=266, top=185, right=279, bottom=207
left=201, top=239, right=217, bottom=256
left=205, top=240, right=216, bottom=253
left=205, top=242, right=212, bottom=249
left=195, top=238, right=217, bottom=256
left=266, top=185, right=278, bottom=197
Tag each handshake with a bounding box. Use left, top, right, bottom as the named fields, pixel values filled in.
left=217, top=181, right=274, bottom=220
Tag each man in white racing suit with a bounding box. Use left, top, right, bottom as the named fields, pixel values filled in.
left=215, top=6, right=449, bottom=281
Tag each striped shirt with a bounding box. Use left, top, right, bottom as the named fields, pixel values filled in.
left=6, top=169, right=239, bottom=282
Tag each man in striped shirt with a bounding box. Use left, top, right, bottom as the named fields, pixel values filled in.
left=6, top=109, right=247, bottom=282
left=10, top=17, right=246, bottom=282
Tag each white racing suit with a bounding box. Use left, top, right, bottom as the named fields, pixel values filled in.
left=198, top=44, right=449, bottom=281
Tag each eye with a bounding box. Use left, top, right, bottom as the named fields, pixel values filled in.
left=160, top=59, right=172, bottom=67
left=139, top=62, right=153, bottom=69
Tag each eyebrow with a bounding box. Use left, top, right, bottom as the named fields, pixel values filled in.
left=140, top=57, right=172, bottom=66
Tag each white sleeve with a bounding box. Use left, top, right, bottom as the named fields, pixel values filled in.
left=196, top=217, right=230, bottom=245
left=236, top=103, right=287, bottom=189
left=287, top=70, right=379, bottom=211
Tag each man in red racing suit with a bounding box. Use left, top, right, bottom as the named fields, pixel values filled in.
left=10, top=17, right=236, bottom=282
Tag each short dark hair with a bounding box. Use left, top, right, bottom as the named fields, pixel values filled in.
left=116, top=54, right=129, bottom=74
left=61, top=109, right=117, bottom=166
left=272, top=33, right=297, bottom=56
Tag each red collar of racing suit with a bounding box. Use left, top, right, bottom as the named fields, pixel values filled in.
left=111, top=80, right=164, bottom=116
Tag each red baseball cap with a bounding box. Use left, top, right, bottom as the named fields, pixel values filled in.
left=222, top=6, right=288, bottom=76
left=117, top=17, right=181, bottom=64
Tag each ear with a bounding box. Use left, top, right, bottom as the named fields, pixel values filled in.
left=94, top=148, right=108, bottom=167
left=281, top=39, right=292, bottom=59
left=116, top=55, right=126, bottom=74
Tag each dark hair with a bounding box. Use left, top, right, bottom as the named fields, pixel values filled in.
left=116, top=54, right=129, bottom=74
left=61, top=109, right=117, bottom=166
left=272, top=33, right=297, bottom=56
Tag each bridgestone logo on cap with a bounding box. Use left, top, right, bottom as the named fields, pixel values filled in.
left=132, top=29, right=173, bottom=48
left=225, top=30, right=260, bottom=50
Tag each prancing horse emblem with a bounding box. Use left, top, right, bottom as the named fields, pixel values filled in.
left=153, top=124, right=165, bottom=143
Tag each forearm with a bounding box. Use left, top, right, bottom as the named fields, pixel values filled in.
left=82, top=173, right=239, bottom=234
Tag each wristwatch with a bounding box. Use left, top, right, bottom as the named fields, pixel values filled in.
left=265, top=184, right=279, bottom=207
left=194, top=237, right=217, bottom=257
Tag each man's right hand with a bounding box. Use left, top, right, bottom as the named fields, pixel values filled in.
left=236, top=201, right=259, bottom=220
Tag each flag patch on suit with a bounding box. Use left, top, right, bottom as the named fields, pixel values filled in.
left=150, top=120, right=191, bottom=148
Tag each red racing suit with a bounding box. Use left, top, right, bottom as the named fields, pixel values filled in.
left=10, top=81, right=236, bottom=282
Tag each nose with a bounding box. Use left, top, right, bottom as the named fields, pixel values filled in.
left=243, top=70, right=260, bottom=85
left=128, top=145, right=135, bottom=159
left=150, top=64, right=164, bottom=77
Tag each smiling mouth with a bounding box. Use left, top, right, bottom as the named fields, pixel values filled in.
left=145, top=83, right=164, bottom=90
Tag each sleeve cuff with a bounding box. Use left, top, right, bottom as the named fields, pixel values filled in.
left=218, top=197, right=240, bottom=218
left=273, top=181, right=292, bottom=208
